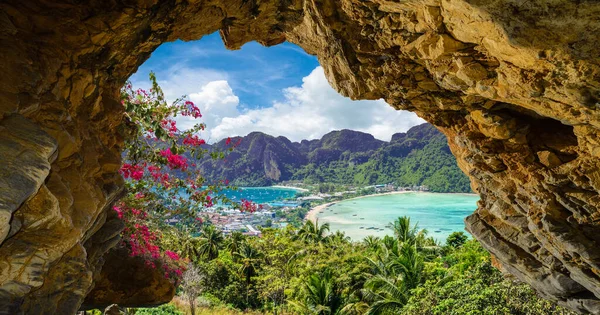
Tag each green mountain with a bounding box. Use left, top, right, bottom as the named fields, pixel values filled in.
left=198, top=123, right=472, bottom=193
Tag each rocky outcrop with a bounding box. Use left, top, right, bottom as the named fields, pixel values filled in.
left=1, top=0, right=600, bottom=313
left=81, top=248, right=175, bottom=310
left=200, top=124, right=470, bottom=192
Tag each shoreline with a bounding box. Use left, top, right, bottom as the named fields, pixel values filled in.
left=270, top=185, right=309, bottom=192
left=305, top=191, right=478, bottom=223
left=306, top=191, right=415, bottom=223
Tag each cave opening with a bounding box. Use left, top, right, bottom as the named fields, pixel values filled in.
left=2, top=1, right=599, bottom=313
left=127, top=31, right=425, bottom=144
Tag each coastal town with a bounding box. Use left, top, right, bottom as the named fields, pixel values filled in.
left=198, top=184, right=431, bottom=237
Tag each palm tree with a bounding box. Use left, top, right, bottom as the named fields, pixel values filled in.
left=365, top=248, right=393, bottom=279
left=414, top=229, right=441, bottom=261
left=161, top=228, right=202, bottom=261
left=363, top=236, right=381, bottom=251
left=224, top=231, right=246, bottom=257
left=290, top=270, right=342, bottom=315
left=297, top=219, right=330, bottom=244
left=197, top=225, right=224, bottom=260
left=234, top=243, right=264, bottom=306
left=381, top=235, right=398, bottom=254
left=391, top=216, right=418, bottom=245
left=362, top=243, right=425, bottom=314
left=340, top=297, right=369, bottom=315
left=389, top=243, right=424, bottom=291
left=362, top=275, right=407, bottom=315
left=330, top=230, right=351, bottom=246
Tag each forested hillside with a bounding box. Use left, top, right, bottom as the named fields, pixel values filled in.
left=198, top=124, right=472, bottom=193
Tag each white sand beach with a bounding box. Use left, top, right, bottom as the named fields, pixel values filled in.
left=270, top=185, right=309, bottom=192
left=305, top=191, right=416, bottom=223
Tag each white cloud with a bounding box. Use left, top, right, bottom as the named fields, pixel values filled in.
left=131, top=65, right=229, bottom=96
left=207, top=67, right=425, bottom=142
left=181, top=81, right=240, bottom=132
left=135, top=66, right=425, bottom=143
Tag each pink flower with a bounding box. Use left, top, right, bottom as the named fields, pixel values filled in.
left=161, top=150, right=188, bottom=170
left=183, top=134, right=206, bottom=146
left=148, top=165, right=162, bottom=180
left=113, top=205, right=123, bottom=219
left=131, top=170, right=143, bottom=180
left=205, top=195, right=214, bottom=208
left=160, top=149, right=172, bottom=158
left=120, top=163, right=144, bottom=181
left=240, top=199, right=260, bottom=213
left=168, top=121, right=177, bottom=133
left=165, top=250, right=180, bottom=261
left=159, top=119, right=178, bottom=137
left=182, top=101, right=202, bottom=118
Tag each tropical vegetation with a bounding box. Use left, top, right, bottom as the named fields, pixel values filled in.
left=148, top=217, right=575, bottom=315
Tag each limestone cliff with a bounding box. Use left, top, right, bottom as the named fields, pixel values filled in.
left=199, top=124, right=471, bottom=192
left=1, top=0, right=600, bottom=313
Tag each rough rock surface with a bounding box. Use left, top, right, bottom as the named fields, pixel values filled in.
left=81, top=247, right=175, bottom=310
left=1, top=0, right=600, bottom=313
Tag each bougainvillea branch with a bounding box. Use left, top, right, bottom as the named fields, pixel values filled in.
left=117, top=72, right=259, bottom=283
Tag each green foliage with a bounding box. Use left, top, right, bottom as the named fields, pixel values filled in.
left=290, top=269, right=343, bottom=315
left=197, top=225, right=224, bottom=260
left=276, top=206, right=309, bottom=228
left=134, top=304, right=182, bottom=315
left=318, top=183, right=337, bottom=193
left=162, top=217, right=574, bottom=315
left=224, top=231, right=246, bottom=256
left=401, top=241, right=574, bottom=315
left=296, top=220, right=331, bottom=244
left=446, top=231, right=468, bottom=248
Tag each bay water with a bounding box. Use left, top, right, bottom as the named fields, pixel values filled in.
left=222, top=187, right=299, bottom=206
left=315, top=192, right=479, bottom=242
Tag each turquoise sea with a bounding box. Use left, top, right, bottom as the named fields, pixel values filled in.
left=315, top=192, right=479, bottom=242
left=222, top=187, right=299, bottom=206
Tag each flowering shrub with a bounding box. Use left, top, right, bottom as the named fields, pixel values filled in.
left=116, top=72, right=259, bottom=283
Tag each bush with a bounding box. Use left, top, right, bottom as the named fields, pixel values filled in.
left=134, top=304, right=182, bottom=315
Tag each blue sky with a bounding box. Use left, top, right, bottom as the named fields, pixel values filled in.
left=130, top=32, right=424, bottom=143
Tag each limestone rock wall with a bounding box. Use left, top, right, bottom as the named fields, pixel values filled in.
left=1, top=0, right=600, bottom=313
left=81, top=247, right=175, bottom=310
